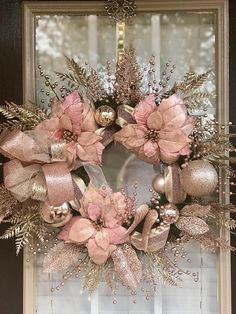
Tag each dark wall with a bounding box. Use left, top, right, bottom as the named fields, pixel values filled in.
left=0, top=1, right=23, bottom=314
left=0, top=1, right=235, bottom=314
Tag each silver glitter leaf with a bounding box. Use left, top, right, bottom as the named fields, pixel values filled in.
left=176, top=216, right=209, bottom=236
left=43, top=242, right=82, bottom=273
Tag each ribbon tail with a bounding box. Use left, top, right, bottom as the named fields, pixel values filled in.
left=116, top=105, right=135, bottom=128
left=3, top=159, right=42, bottom=202
left=141, top=210, right=158, bottom=252
left=42, top=162, right=75, bottom=206
left=83, top=163, right=108, bottom=188
left=124, top=204, right=149, bottom=236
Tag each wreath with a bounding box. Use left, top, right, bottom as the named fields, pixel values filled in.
left=0, top=49, right=235, bottom=298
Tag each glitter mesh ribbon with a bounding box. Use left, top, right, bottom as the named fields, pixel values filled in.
left=4, top=160, right=75, bottom=206
left=42, top=162, right=75, bottom=206
left=0, top=129, right=50, bottom=163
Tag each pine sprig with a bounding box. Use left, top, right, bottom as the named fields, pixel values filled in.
left=55, top=72, right=78, bottom=89
left=0, top=185, right=19, bottom=219
left=64, top=57, right=105, bottom=101
left=82, top=259, right=101, bottom=295
left=183, top=92, right=215, bottom=108
left=175, top=70, right=211, bottom=94
left=103, top=259, right=117, bottom=291
left=0, top=101, right=47, bottom=132
left=207, top=212, right=236, bottom=230
left=114, top=49, right=142, bottom=106
left=0, top=202, right=47, bottom=255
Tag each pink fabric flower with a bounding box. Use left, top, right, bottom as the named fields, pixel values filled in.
left=114, top=94, right=195, bottom=164
left=58, top=184, right=132, bottom=265
left=36, top=91, right=104, bottom=166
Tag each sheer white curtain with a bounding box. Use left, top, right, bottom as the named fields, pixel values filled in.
left=35, top=12, right=217, bottom=314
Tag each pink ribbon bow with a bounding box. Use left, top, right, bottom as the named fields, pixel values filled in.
left=0, top=129, right=75, bottom=206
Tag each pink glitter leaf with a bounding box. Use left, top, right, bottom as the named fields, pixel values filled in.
left=43, top=242, right=81, bottom=273
left=176, top=216, right=209, bottom=236
left=112, top=244, right=142, bottom=289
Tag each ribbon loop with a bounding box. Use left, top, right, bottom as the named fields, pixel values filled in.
left=0, top=129, right=50, bottom=163
left=42, top=163, right=75, bottom=206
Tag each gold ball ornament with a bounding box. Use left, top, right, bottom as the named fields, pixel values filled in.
left=152, top=174, right=165, bottom=194
left=180, top=160, right=218, bottom=197
left=40, top=202, right=73, bottom=227
left=160, top=203, right=179, bottom=225
left=94, top=105, right=116, bottom=127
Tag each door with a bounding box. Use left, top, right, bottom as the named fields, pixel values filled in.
left=0, top=1, right=235, bottom=314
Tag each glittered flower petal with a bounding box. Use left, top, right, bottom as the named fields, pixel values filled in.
left=134, top=94, right=157, bottom=124
left=69, top=218, right=95, bottom=243
left=146, top=111, right=163, bottom=130
left=113, top=124, right=147, bottom=148
left=87, top=203, right=102, bottom=221
left=87, top=238, right=111, bottom=265
left=143, top=140, right=159, bottom=158
left=108, top=226, right=129, bottom=244
left=95, top=228, right=110, bottom=251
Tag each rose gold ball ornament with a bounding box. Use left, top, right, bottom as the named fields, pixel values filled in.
left=94, top=105, right=116, bottom=127
left=40, top=202, right=72, bottom=227
left=180, top=160, right=218, bottom=197
left=152, top=173, right=165, bottom=194
left=160, top=203, right=179, bottom=225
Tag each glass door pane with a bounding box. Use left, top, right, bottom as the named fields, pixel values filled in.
left=35, top=10, right=217, bottom=314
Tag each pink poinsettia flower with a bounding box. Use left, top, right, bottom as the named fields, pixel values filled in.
left=36, top=91, right=104, bottom=166
left=58, top=184, right=133, bottom=265
left=114, top=94, right=195, bottom=164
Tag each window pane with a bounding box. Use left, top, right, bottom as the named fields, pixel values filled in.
left=35, top=11, right=217, bottom=314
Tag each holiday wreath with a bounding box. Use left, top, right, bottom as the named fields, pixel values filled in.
left=0, top=48, right=235, bottom=297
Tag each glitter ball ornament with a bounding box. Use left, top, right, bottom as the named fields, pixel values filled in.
left=94, top=105, right=116, bottom=127
left=152, top=173, right=165, bottom=194
left=180, top=160, right=218, bottom=197
left=160, top=203, right=179, bottom=225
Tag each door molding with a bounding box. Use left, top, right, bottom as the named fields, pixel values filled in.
left=22, top=1, right=229, bottom=313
